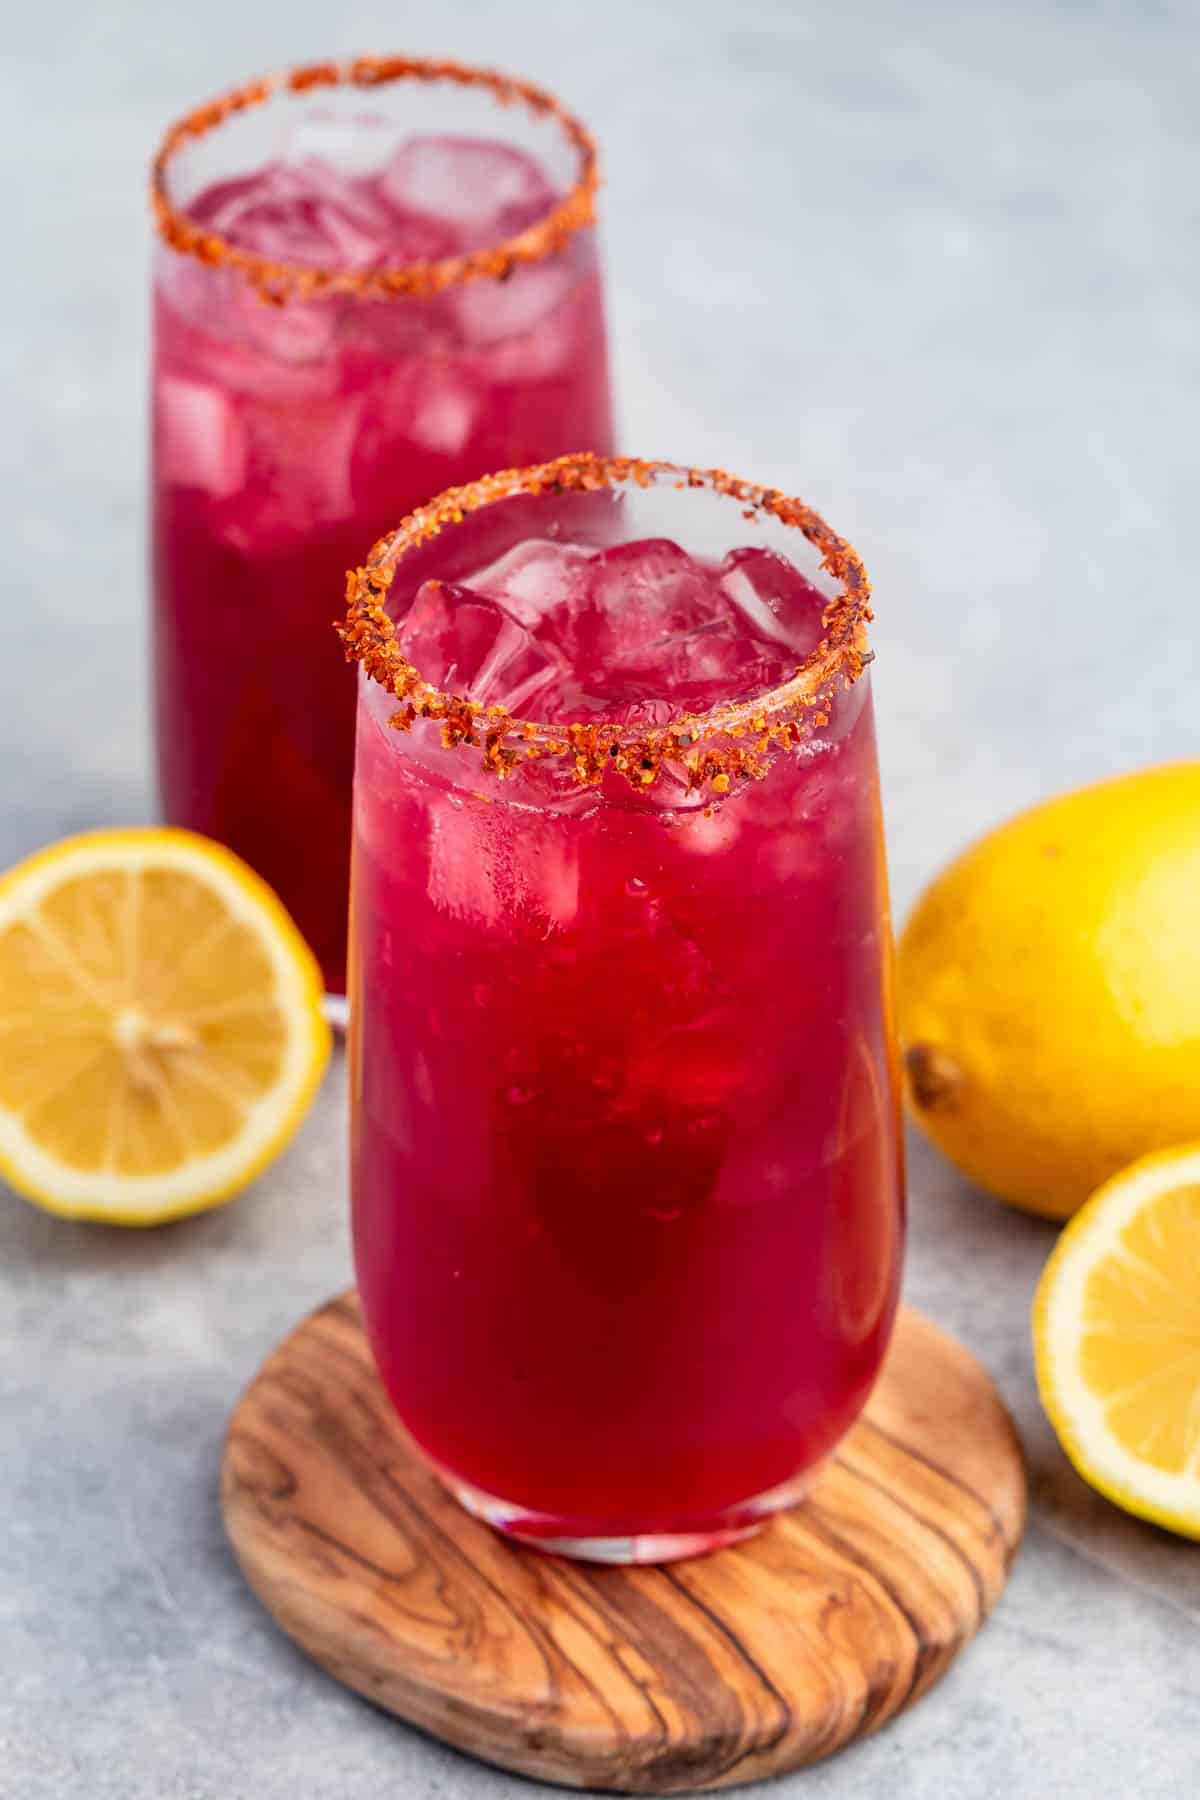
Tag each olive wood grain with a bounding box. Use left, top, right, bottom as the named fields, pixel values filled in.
left=222, top=1295, right=1025, bottom=1793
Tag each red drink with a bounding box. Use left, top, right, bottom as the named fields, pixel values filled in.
left=150, top=62, right=613, bottom=996
left=345, top=456, right=903, bottom=1562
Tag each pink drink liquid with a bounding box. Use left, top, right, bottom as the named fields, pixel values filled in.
left=350, top=531, right=904, bottom=1553
left=152, top=137, right=613, bottom=993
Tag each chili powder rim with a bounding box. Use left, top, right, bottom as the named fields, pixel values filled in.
left=150, top=55, right=600, bottom=304
left=339, top=453, right=874, bottom=796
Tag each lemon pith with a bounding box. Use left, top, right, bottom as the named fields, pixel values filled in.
left=0, top=828, right=331, bottom=1224
left=1033, top=1145, right=1200, bottom=1540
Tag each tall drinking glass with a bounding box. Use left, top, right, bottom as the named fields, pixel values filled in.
left=342, top=454, right=904, bottom=1563
left=149, top=58, right=613, bottom=1005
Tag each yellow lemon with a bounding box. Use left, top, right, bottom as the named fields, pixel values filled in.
left=0, top=828, right=330, bottom=1224
left=1033, top=1145, right=1200, bottom=1539
left=897, top=761, right=1200, bottom=1219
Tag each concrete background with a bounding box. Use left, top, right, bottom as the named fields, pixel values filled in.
left=3, top=2, right=1198, bottom=1795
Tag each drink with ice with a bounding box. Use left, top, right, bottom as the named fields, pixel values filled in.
left=346, top=459, right=904, bottom=1562
left=151, top=66, right=613, bottom=994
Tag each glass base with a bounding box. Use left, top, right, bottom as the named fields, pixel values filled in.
left=322, top=993, right=349, bottom=1033
left=444, top=1467, right=818, bottom=1564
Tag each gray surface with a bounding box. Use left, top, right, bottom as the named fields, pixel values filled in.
left=3, top=1, right=1199, bottom=1795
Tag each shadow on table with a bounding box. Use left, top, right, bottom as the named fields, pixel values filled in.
left=0, top=1179, right=252, bottom=1274
left=1027, top=1430, right=1200, bottom=1623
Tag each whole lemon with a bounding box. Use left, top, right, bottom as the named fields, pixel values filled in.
left=897, top=761, right=1200, bottom=1220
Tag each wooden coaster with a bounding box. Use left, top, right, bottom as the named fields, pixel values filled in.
left=223, top=1294, right=1025, bottom=1793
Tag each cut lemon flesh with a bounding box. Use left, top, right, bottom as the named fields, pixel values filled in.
left=0, top=829, right=331, bottom=1224
left=1034, top=1145, right=1200, bottom=1538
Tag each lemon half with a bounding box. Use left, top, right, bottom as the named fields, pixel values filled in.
left=1034, top=1144, right=1200, bottom=1539
left=0, top=828, right=330, bottom=1224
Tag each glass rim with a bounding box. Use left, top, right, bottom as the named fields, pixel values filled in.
left=339, top=453, right=874, bottom=797
left=149, top=55, right=600, bottom=305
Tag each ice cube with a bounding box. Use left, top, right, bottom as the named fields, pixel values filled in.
left=539, top=539, right=816, bottom=718
left=342, top=289, right=452, bottom=360
left=427, top=801, right=504, bottom=926
left=719, top=547, right=828, bottom=661
left=189, top=159, right=394, bottom=271
left=428, top=799, right=578, bottom=930
left=378, top=137, right=558, bottom=251
left=558, top=540, right=750, bottom=710
left=407, top=363, right=481, bottom=456
left=598, top=694, right=686, bottom=729
left=465, top=538, right=592, bottom=628
left=167, top=156, right=417, bottom=368
left=374, top=355, right=486, bottom=459
left=237, top=293, right=344, bottom=366
left=515, top=830, right=580, bottom=930
left=155, top=375, right=247, bottom=499
left=377, top=210, right=461, bottom=266
left=284, top=110, right=406, bottom=178
left=365, top=162, right=461, bottom=268
left=677, top=802, right=742, bottom=857
left=397, top=579, right=568, bottom=713
left=623, top=759, right=709, bottom=815
left=347, top=360, right=483, bottom=513
left=216, top=389, right=364, bottom=548
left=445, top=259, right=578, bottom=384
left=154, top=260, right=344, bottom=391
left=154, top=239, right=341, bottom=369
left=449, top=261, right=572, bottom=348
left=592, top=541, right=733, bottom=648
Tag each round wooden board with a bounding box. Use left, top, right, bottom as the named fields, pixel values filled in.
left=222, top=1294, right=1025, bottom=1793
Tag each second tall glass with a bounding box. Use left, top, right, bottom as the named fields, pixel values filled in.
left=149, top=57, right=614, bottom=1000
